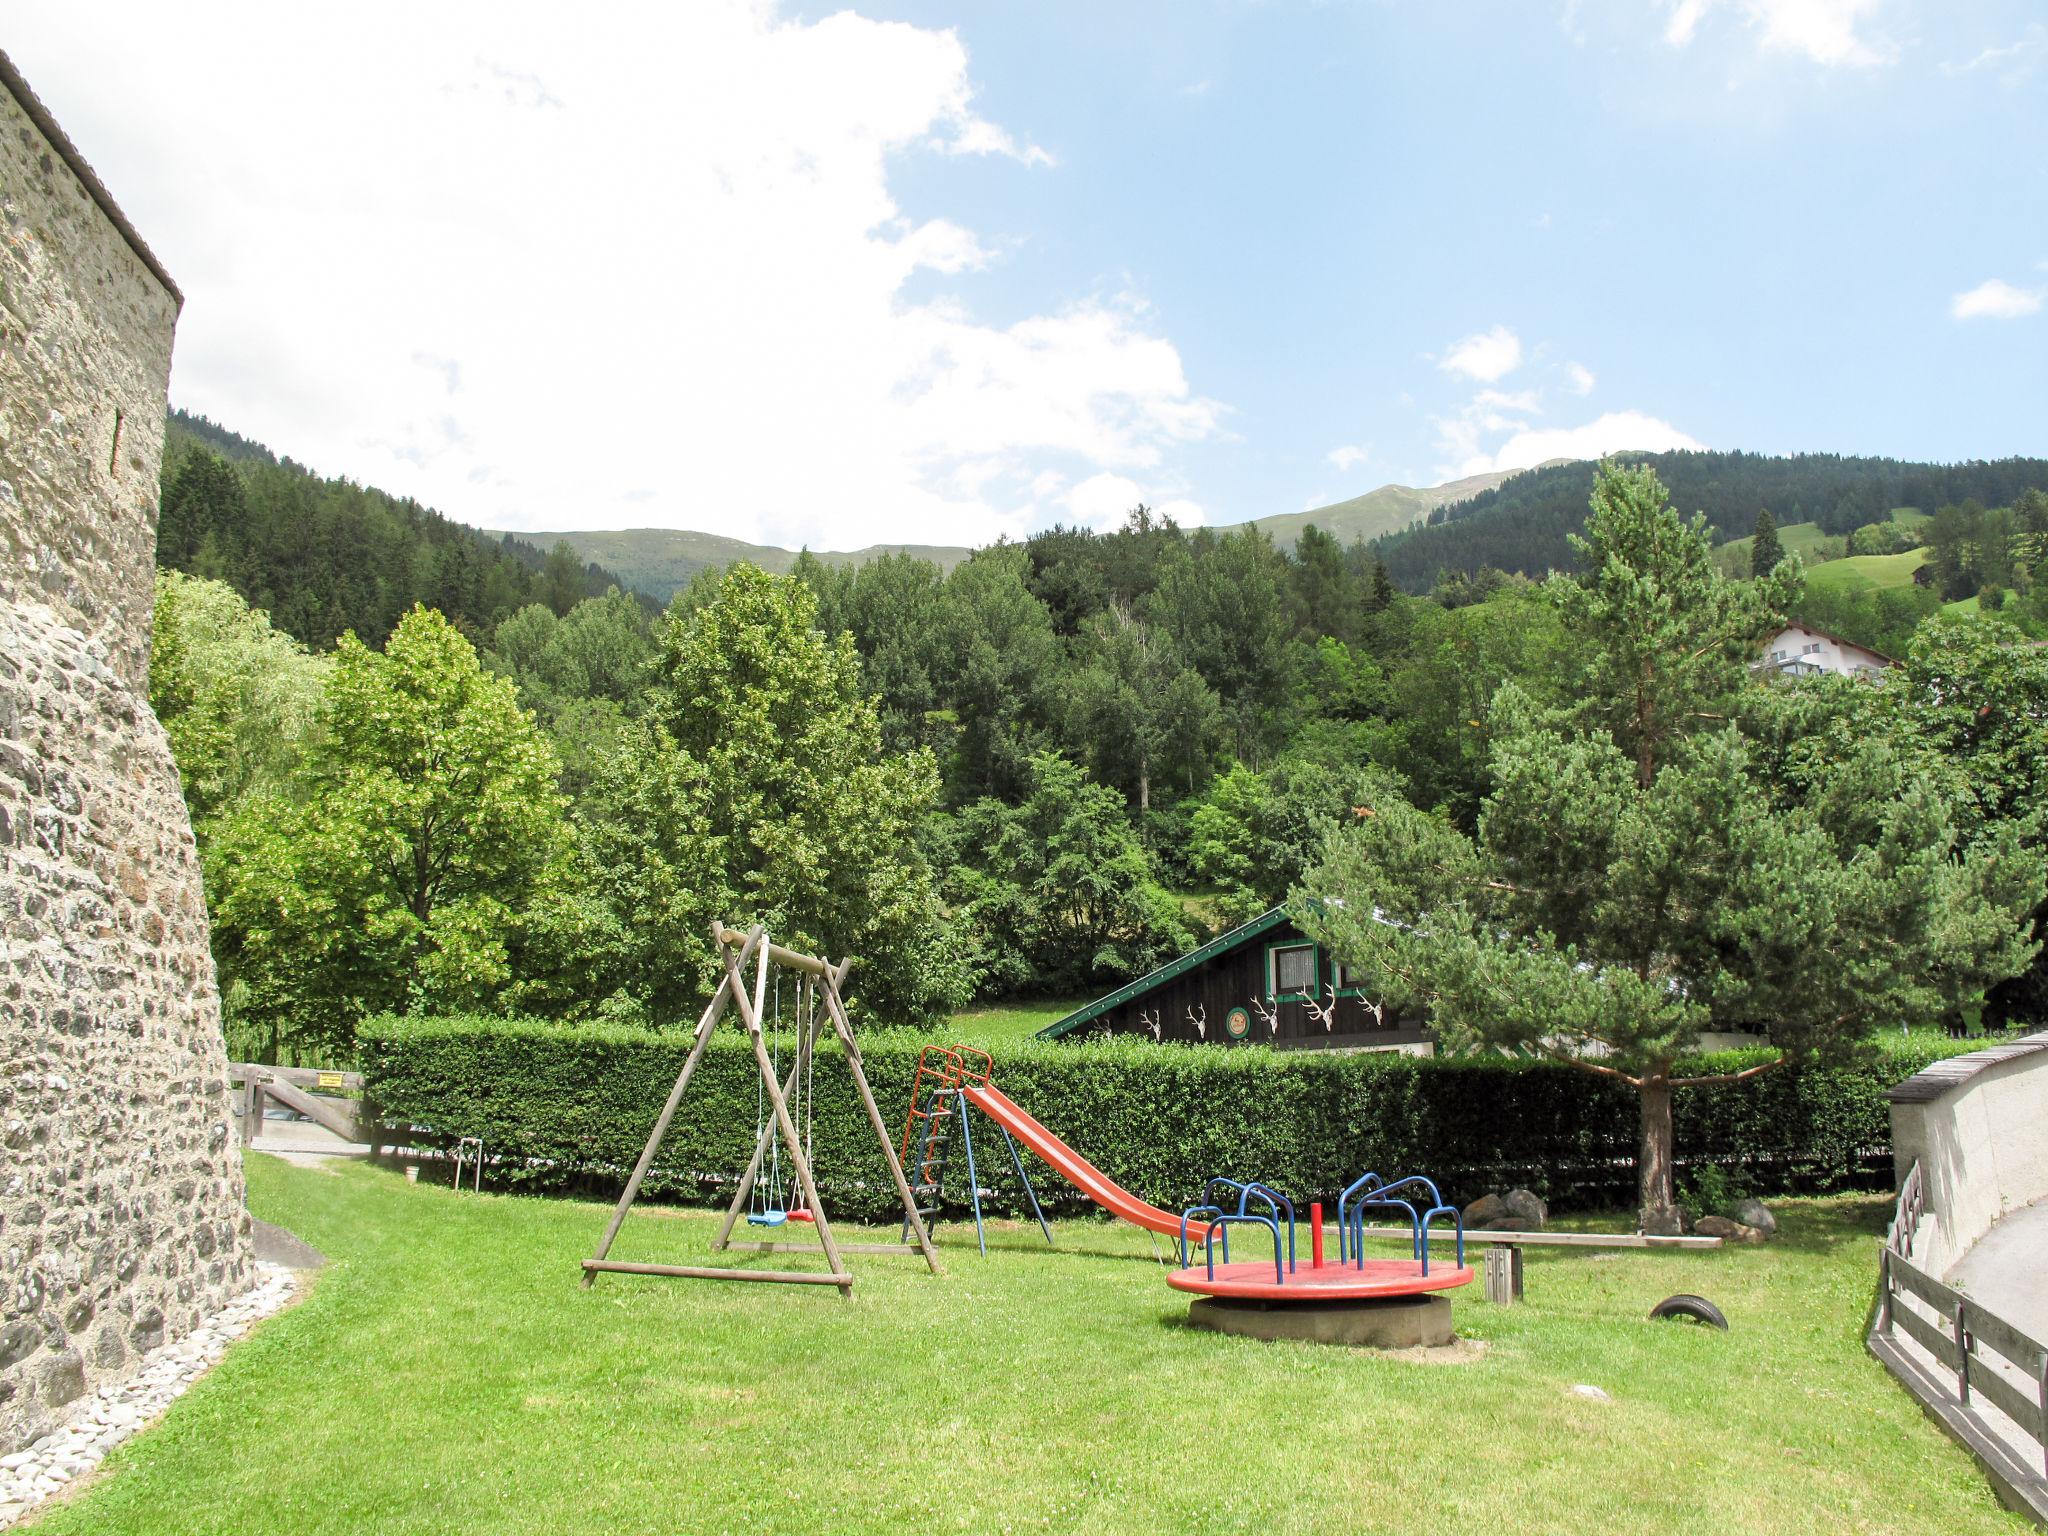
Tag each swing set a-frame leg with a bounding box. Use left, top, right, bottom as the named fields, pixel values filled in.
left=583, top=921, right=944, bottom=1292
left=817, top=970, right=945, bottom=1276
left=582, top=927, right=764, bottom=1286
left=712, top=967, right=835, bottom=1251
left=721, top=941, right=853, bottom=1296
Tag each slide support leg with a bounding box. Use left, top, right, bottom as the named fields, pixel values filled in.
left=957, top=1094, right=986, bottom=1257
left=996, top=1120, right=1053, bottom=1248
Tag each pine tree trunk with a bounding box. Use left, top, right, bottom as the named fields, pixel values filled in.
left=1638, top=1075, right=1682, bottom=1235
left=1139, top=752, right=1150, bottom=818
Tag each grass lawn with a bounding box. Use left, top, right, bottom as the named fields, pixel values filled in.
left=946, top=996, right=1089, bottom=1047
left=1713, top=510, right=1926, bottom=579
left=1714, top=519, right=1842, bottom=576
left=25, top=1156, right=2028, bottom=1536
left=1804, top=547, right=1930, bottom=595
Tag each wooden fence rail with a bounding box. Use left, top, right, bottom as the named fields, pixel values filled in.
left=1869, top=1163, right=2048, bottom=1525
left=1876, top=1246, right=2048, bottom=1465
left=229, top=1064, right=376, bottom=1148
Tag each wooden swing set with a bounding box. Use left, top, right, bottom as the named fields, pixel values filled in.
left=580, top=922, right=942, bottom=1295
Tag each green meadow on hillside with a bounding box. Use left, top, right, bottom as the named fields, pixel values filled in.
left=1804, top=547, right=1930, bottom=594
left=1713, top=510, right=1926, bottom=578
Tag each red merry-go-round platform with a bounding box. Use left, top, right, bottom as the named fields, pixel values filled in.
left=1165, top=1256, right=1474, bottom=1302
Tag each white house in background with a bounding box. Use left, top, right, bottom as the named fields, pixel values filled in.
left=1756, top=623, right=1893, bottom=680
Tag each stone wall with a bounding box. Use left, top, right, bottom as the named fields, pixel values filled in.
left=1, top=56, right=253, bottom=1454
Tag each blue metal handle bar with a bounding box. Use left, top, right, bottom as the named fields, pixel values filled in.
left=1179, top=1205, right=1226, bottom=1268
left=1336, top=1172, right=1385, bottom=1264
left=1241, top=1182, right=1296, bottom=1272
left=1206, top=1213, right=1284, bottom=1284
left=1370, top=1174, right=1444, bottom=1209
left=1349, top=1194, right=1416, bottom=1257
left=1204, top=1177, right=1259, bottom=1214
left=1206, top=1178, right=1284, bottom=1225
left=1201, top=1178, right=1297, bottom=1272
left=1351, top=1196, right=1420, bottom=1267
left=1418, top=1204, right=1463, bottom=1275
left=1355, top=1176, right=1440, bottom=1262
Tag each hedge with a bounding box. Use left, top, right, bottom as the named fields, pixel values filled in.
left=357, top=1016, right=1984, bottom=1221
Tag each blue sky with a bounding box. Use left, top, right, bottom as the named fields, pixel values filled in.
left=871, top=0, right=2048, bottom=506
left=7, top=1, right=2044, bottom=546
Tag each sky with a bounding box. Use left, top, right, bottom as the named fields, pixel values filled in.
left=5, top=1, right=2044, bottom=548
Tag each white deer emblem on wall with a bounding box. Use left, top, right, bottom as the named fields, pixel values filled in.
left=1139, top=1008, right=1162, bottom=1042
left=1303, top=982, right=1337, bottom=1033
left=1249, top=994, right=1280, bottom=1038
left=1186, top=1004, right=1208, bottom=1040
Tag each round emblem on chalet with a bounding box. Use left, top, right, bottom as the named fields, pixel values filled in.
left=1225, top=1006, right=1251, bottom=1040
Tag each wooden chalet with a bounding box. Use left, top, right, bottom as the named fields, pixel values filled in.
left=1035, top=906, right=1432, bottom=1053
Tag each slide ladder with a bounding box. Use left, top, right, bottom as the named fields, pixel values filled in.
left=897, top=1047, right=1051, bottom=1256
left=897, top=1046, right=1212, bottom=1252
left=961, top=1083, right=1208, bottom=1241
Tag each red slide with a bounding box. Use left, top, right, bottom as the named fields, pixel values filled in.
left=961, top=1083, right=1206, bottom=1239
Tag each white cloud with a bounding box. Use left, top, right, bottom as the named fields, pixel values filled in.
left=943, top=115, right=1055, bottom=167
left=1951, top=278, right=2045, bottom=321
left=1470, top=388, right=1542, bottom=420
left=1564, top=361, right=1597, bottom=396
left=896, top=218, right=994, bottom=275
left=1059, top=473, right=1203, bottom=531
left=4, top=3, right=1213, bottom=550
left=1665, top=0, right=1712, bottom=46
left=1942, top=24, right=2047, bottom=83
left=1450, top=410, right=1705, bottom=477
left=1437, top=325, right=1524, bottom=384
left=1661, top=0, right=1896, bottom=68
left=1326, top=443, right=1372, bottom=473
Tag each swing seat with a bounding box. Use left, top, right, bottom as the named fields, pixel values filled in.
left=785, top=1209, right=814, bottom=1223
left=747, top=1210, right=789, bottom=1228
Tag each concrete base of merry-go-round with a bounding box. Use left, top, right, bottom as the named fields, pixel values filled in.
left=1170, top=1255, right=1475, bottom=1349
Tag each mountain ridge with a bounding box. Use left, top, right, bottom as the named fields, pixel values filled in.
left=505, top=464, right=1535, bottom=602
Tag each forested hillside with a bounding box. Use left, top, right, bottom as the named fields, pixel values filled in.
left=147, top=419, right=2048, bottom=1062
left=513, top=526, right=973, bottom=603
left=1374, top=450, right=2048, bottom=591
left=159, top=411, right=646, bottom=648
left=523, top=465, right=1521, bottom=602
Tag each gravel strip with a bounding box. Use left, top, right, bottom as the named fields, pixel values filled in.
left=0, top=1264, right=299, bottom=1529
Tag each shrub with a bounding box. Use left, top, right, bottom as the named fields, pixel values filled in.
left=359, top=1016, right=1984, bottom=1221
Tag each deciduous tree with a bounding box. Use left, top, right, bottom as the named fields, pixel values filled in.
left=581, top=564, right=970, bottom=1025
left=206, top=606, right=580, bottom=1058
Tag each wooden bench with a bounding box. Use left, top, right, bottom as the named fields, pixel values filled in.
left=1351, top=1224, right=1724, bottom=1304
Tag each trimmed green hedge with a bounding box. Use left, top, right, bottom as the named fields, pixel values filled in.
left=358, top=1016, right=1983, bottom=1220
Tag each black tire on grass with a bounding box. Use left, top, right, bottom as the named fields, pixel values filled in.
left=1649, top=1293, right=1728, bottom=1330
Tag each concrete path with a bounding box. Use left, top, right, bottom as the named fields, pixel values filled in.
left=1948, top=1195, right=2048, bottom=1347
left=248, top=1118, right=371, bottom=1160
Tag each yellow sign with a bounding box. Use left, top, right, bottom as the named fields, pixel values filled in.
left=316, top=1070, right=344, bottom=1093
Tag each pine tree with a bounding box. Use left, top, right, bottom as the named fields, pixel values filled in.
left=1749, top=508, right=1785, bottom=578
left=1301, top=462, right=2039, bottom=1232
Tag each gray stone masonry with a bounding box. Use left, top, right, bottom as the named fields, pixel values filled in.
left=1, top=54, right=253, bottom=1453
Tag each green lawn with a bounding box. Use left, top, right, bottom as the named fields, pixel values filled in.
left=1714, top=510, right=1926, bottom=579
left=946, top=996, right=1089, bottom=1046
left=1803, top=547, right=1930, bottom=595
left=26, top=1156, right=2028, bottom=1536
left=1715, top=519, right=1843, bottom=576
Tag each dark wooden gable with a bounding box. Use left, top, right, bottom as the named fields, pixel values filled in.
left=1037, top=908, right=1430, bottom=1052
